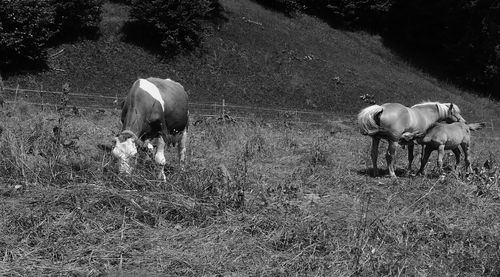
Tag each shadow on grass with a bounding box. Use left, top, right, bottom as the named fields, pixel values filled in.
left=121, top=20, right=166, bottom=57
left=357, top=167, right=408, bottom=178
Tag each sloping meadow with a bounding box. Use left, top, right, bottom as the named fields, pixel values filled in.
left=1, top=103, right=500, bottom=276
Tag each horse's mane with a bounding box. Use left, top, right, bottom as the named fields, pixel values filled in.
left=411, top=101, right=459, bottom=118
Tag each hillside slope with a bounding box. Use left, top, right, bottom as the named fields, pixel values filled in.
left=3, top=0, right=499, bottom=121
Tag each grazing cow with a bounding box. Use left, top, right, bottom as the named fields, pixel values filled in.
left=112, top=77, right=188, bottom=180
left=400, top=122, right=485, bottom=175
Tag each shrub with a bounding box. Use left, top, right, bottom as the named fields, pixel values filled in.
left=385, top=0, right=500, bottom=96
left=128, top=0, right=222, bottom=55
left=51, top=0, right=104, bottom=41
left=0, top=0, right=56, bottom=68
left=0, top=0, right=103, bottom=71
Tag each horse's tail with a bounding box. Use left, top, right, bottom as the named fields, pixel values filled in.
left=468, top=122, right=486, bottom=131
left=357, top=105, right=383, bottom=136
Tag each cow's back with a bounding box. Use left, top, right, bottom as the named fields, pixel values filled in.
left=147, top=78, right=189, bottom=133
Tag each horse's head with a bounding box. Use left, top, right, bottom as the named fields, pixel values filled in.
left=444, top=103, right=466, bottom=123
left=111, top=130, right=138, bottom=174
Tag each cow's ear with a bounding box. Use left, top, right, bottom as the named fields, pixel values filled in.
left=119, top=130, right=136, bottom=141
left=97, top=141, right=114, bottom=152
left=119, top=133, right=130, bottom=142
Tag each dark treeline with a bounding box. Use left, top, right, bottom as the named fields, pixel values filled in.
left=0, top=0, right=223, bottom=74
left=253, top=0, right=500, bottom=99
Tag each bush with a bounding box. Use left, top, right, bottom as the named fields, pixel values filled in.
left=385, top=0, right=500, bottom=96
left=0, top=0, right=56, bottom=68
left=0, top=0, right=103, bottom=71
left=128, top=0, right=222, bottom=55
left=51, top=0, right=104, bottom=41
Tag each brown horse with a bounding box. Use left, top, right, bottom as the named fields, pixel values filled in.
left=401, top=122, right=485, bottom=175
left=358, top=102, right=465, bottom=177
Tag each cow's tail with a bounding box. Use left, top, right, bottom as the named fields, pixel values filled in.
left=357, top=105, right=383, bottom=136
left=468, top=122, right=486, bottom=131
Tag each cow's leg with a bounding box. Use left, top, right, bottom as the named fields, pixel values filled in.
left=371, top=137, right=380, bottom=177
left=407, top=142, right=415, bottom=174
left=461, top=143, right=471, bottom=172
left=155, top=136, right=167, bottom=180
left=386, top=140, right=397, bottom=178
left=436, top=144, right=445, bottom=173
left=451, top=148, right=461, bottom=170
left=144, top=139, right=154, bottom=153
left=177, top=129, right=188, bottom=170
left=417, top=146, right=432, bottom=175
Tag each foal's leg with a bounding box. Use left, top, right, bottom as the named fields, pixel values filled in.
left=371, top=137, right=380, bottom=177
left=461, top=143, right=471, bottom=172
left=407, top=143, right=415, bottom=174
left=436, top=144, right=445, bottom=173
left=155, top=136, right=167, bottom=180
left=177, top=129, right=188, bottom=170
left=386, top=140, right=397, bottom=178
left=451, top=148, right=461, bottom=170
left=417, top=146, right=432, bottom=175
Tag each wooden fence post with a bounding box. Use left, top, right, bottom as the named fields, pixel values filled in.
left=40, top=84, right=44, bottom=111
left=15, top=84, right=19, bottom=103
left=222, top=98, right=225, bottom=123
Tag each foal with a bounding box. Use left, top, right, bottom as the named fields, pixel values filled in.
left=401, top=122, right=485, bottom=175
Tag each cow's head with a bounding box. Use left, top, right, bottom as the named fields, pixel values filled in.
left=112, top=131, right=138, bottom=174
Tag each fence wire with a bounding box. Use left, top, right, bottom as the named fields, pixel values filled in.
left=1, top=86, right=499, bottom=133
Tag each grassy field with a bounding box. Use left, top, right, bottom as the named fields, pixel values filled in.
left=1, top=0, right=500, bottom=276
left=1, top=100, right=499, bottom=276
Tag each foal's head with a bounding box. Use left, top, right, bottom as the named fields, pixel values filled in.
left=442, top=103, right=465, bottom=123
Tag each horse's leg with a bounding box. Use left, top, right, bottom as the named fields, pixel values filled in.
left=407, top=143, right=415, bottom=174
left=437, top=145, right=445, bottom=174
left=461, top=143, right=471, bottom=172
left=177, top=128, right=188, bottom=170
left=452, top=148, right=461, bottom=171
left=417, top=146, right=432, bottom=175
left=386, top=140, right=397, bottom=178
left=155, top=136, right=167, bottom=181
left=371, top=137, right=380, bottom=177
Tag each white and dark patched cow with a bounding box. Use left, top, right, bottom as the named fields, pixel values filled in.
left=112, top=77, right=188, bottom=180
